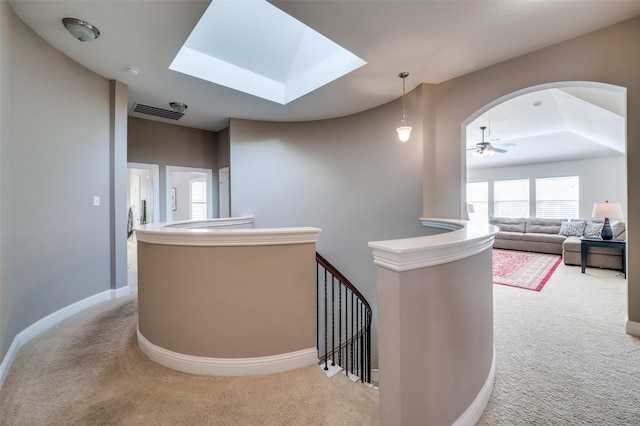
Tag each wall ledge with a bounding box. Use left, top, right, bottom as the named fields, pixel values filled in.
left=137, top=327, right=318, bottom=376
left=369, top=219, right=498, bottom=272
left=136, top=217, right=321, bottom=246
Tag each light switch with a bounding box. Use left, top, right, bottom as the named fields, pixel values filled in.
left=93, top=196, right=100, bottom=207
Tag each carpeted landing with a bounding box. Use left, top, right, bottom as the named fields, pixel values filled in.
left=0, top=297, right=378, bottom=426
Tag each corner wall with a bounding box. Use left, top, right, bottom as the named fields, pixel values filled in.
left=0, top=2, right=113, bottom=361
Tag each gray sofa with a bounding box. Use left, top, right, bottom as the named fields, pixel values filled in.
left=489, top=217, right=625, bottom=270
left=562, top=221, right=625, bottom=270
left=490, top=217, right=566, bottom=255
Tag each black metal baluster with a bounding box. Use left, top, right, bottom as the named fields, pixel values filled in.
left=331, top=276, right=335, bottom=366
left=359, top=302, right=364, bottom=382
left=338, top=279, right=342, bottom=368
left=324, top=268, right=328, bottom=371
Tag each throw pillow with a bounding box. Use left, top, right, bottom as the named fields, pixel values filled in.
left=583, top=221, right=603, bottom=238
left=558, top=220, right=586, bottom=237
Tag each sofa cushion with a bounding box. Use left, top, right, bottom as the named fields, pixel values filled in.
left=525, top=218, right=565, bottom=234
left=558, top=220, right=586, bottom=237
left=496, top=231, right=524, bottom=241
left=562, top=236, right=582, bottom=251
left=521, top=233, right=567, bottom=244
left=490, top=217, right=526, bottom=233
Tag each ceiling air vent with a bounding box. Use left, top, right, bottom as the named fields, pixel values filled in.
left=131, top=103, right=184, bottom=120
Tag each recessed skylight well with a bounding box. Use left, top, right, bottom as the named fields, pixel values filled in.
left=169, top=0, right=366, bottom=105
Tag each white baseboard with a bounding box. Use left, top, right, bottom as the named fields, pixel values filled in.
left=452, top=346, right=496, bottom=426
left=626, top=318, right=640, bottom=337
left=0, top=286, right=130, bottom=390
left=370, top=368, right=379, bottom=384
left=137, top=327, right=318, bottom=376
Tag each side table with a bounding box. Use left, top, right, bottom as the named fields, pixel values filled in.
left=580, top=237, right=626, bottom=276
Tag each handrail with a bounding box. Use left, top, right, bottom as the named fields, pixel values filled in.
left=316, top=252, right=372, bottom=383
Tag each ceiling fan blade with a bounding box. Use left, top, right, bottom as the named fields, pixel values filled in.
left=494, top=142, right=516, bottom=147
left=492, top=147, right=508, bottom=153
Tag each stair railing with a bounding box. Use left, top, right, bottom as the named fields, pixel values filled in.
left=316, top=252, right=372, bottom=383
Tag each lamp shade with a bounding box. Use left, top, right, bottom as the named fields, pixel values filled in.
left=396, top=126, right=412, bottom=142
left=592, top=202, right=623, bottom=219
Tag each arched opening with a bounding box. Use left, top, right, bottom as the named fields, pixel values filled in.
left=462, top=81, right=626, bottom=224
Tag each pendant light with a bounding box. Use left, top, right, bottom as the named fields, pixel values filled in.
left=396, top=72, right=412, bottom=142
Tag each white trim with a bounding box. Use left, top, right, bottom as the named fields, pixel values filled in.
left=452, top=346, right=497, bottom=426
left=137, top=327, right=318, bottom=376
left=369, top=219, right=498, bottom=272
left=136, top=218, right=320, bottom=247
left=370, top=368, right=379, bottom=384
left=626, top=318, right=640, bottom=337
left=111, top=285, right=130, bottom=299
left=0, top=289, right=128, bottom=390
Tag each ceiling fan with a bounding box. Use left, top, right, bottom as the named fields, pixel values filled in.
left=468, top=126, right=514, bottom=157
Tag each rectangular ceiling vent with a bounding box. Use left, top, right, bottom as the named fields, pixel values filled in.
left=131, top=103, right=184, bottom=120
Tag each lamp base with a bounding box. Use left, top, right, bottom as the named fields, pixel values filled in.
left=600, top=218, right=613, bottom=240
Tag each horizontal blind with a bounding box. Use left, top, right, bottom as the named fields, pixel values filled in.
left=191, top=179, right=207, bottom=220
left=536, top=176, right=579, bottom=219
left=467, top=181, right=489, bottom=222
left=494, top=179, right=529, bottom=218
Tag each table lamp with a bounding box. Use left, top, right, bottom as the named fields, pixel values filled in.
left=592, top=201, right=623, bottom=240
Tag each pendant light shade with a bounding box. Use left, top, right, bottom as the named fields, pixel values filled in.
left=396, top=72, right=412, bottom=142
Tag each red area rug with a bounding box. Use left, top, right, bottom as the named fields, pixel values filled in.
left=492, top=249, right=562, bottom=291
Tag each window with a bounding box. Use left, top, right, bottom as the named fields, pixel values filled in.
left=190, top=178, right=207, bottom=220
left=536, top=176, right=579, bottom=219
left=466, top=181, right=488, bottom=222
left=494, top=179, right=529, bottom=218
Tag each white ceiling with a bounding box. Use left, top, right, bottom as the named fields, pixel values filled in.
left=8, top=0, right=639, bottom=167
left=466, top=86, right=626, bottom=169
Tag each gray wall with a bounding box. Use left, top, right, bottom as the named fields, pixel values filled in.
left=230, top=89, right=425, bottom=367
left=0, top=2, right=114, bottom=360
left=468, top=156, right=627, bottom=219
left=127, top=117, right=218, bottom=222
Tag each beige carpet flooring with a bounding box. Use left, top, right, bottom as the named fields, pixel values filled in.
left=1, top=255, right=638, bottom=425
left=0, top=297, right=378, bottom=425
left=479, top=262, right=640, bottom=425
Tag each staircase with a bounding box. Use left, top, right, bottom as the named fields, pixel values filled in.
left=316, top=252, right=372, bottom=384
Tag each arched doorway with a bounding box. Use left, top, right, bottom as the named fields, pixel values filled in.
left=462, top=81, right=627, bottom=224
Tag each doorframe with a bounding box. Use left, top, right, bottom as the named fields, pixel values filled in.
left=219, top=167, right=230, bottom=218
left=166, top=165, right=214, bottom=222
left=127, top=162, right=160, bottom=224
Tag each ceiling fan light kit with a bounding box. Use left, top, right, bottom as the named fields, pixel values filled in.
left=469, top=125, right=511, bottom=158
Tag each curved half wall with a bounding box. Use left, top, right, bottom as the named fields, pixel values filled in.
left=370, top=219, right=498, bottom=425
left=135, top=218, right=321, bottom=376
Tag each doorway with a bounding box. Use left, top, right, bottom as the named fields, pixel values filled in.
left=166, top=165, right=214, bottom=222
left=127, top=162, right=160, bottom=292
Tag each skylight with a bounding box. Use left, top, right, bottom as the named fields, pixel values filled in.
left=169, top=0, right=367, bottom=105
